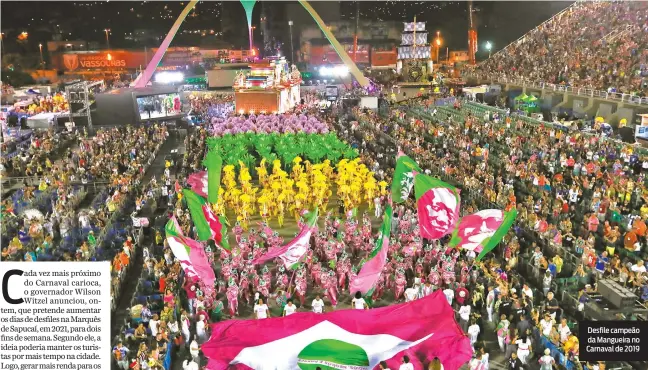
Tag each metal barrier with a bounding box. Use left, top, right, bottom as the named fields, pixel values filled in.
left=464, top=74, right=648, bottom=106
left=2, top=176, right=111, bottom=191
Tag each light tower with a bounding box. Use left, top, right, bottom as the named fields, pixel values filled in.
left=468, top=0, right=478, bottom=65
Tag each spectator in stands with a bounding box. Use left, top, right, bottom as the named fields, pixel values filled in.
left=113, top=341, right=130, bottom=370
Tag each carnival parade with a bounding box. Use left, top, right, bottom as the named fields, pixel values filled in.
left=2, top=1, right=648, bottom=370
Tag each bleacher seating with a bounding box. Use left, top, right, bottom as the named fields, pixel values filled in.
left=474, top=1, right=648, bottom=95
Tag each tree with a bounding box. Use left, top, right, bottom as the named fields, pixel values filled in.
left=1, top=69, right=36, bottom=87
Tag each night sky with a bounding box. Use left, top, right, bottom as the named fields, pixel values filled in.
left=0, top=1, right=573, bottom=53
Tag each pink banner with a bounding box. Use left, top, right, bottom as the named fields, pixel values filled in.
left=201, top=291, right=472, bottom=370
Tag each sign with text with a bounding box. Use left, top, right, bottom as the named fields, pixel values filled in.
left=0, top=262, right=111, bottom=369
left=56, top=51, right=146, bottom=71
left=579, top=320, right=648, bottom=361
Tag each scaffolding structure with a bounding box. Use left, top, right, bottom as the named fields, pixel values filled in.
left=65, top=80, right=104, bottom=128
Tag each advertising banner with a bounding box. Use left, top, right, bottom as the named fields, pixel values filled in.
left=55, top=51, right=146, bottom=71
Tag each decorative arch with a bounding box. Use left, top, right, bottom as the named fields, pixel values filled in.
left=133, top=0, right=368, bottom=88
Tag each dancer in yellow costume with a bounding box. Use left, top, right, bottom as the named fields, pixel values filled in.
left=218, top=157, right=377, bottom=226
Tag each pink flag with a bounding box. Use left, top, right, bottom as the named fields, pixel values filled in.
left=349, top=204, right=392, bottom=296
left=184, top=236, right=216, bottom=290
left=188, top=171, right=208, bottom=198
left=414, top=173, right=461, bottom=240
left=449, top=209, right=517, bottom=261
left=201, top=291, right=472, bottom=370
left=202, top=204, right=222, bottom=243
left=349, top=236, right=388, bottom=295
left=252, top=209, right=318, bottom=269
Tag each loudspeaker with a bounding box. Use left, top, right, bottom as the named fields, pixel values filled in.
left=619, top=126, right=635, bottom=143
left=597, top=279, right=636, bottom=308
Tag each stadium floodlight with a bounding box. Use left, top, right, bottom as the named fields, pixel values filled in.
left=485, top=41, right=492, bottom=58
left=154, top=71, right=185, bottom=84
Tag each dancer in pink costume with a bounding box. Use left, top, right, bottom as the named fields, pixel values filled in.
left=345, top=220, right=357, bottom=243
left=250, top=268, right=260, bottom=292
left=351, top=230, right=364, bottom=251
left=248, top=228, right=259, bottom=245
left=372, top=268, right=386, bottom=301
left=258, top=221, right=273, bottom=240
left=394, top=268, right=407, bottom=301
left=385, top=261, right=396, bottom=290
left=239, top=270, right=250, bottom=304
left=322, top=269, right=338, bottom=309
left=415, top=257, right=424, bottom=277
left=442, top=259, right=456, bottom=285
left=337, top=251, right=351, bottom=289
left=427, top=264, right=441, bottom=288
left=389, top=238, right=400, bottom=256
left=324, top=241, right=337, bottom=262
left=252, top=243, right=264, bottom=260
left=231, top=248, right=243, bottom=270
left=460, top=262, right=470, bottom=285
left=311, top=256, right=322, bottom=285
left=361, top=214, right=372, bottom=239
left=267, top=231, right=283, bottom=248
left=315, top=231, right=326, bottom=250
left=233, top=222, right=244, bottom=244
left=221, top=257, right=232, bottom=281
left=258, top=278, right=270, bottom=299
left=399, top=213, right=411, bottom=233
left=275, top=265, right=289, bottom=290
left=218, top=279, right=226, bottom=294
left=294, top=267, right=308, bottom=306
left=261, top=265, right=272, bottom=287
left=205, top=245, right=215, bottom=266
left=229, top=269, right=239, bottom=288
left=226, top=278, right=239, bottom=317
left=423, top=244, right=434, bottom=265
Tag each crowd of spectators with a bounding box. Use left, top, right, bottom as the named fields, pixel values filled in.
left=116, top=127, right=209, bottom=370
left=187, top=93, right=234, bottom=122
left=475, top=1, right=648, bottom=96
left=1, top=129, right=77, bottom=177
left=2, top=124, right=169, bottom=320
left=342, top=95, right=648, bottom=369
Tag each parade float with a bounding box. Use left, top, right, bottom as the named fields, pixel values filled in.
left=233, top=57, right=302, bottom=114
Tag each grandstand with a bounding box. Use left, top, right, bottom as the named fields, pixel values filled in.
left=473, top=1, right=648, bottom=97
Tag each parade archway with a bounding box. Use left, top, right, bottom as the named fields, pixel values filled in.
left=133, top=0, right=369, bottom=88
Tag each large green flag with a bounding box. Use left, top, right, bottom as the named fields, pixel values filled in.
left=183, top=189, right=218, bottom=242
left=391, top=151, right=422, bottom=203
left=205, top=149, right=223, bottom=204
left=165, top=216, right=184, bottom=238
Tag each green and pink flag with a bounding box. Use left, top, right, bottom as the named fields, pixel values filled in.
left=205, top=149, right=223, bottom=204
left=449, top=208, right=517, bottom=261
left=391, top=151, right=422, bottom=204
left=201, top=291, right=473, bottom=370
left=187, top=150, right=223, bottom=202
left=187, top=171, right=208, bottom=198
left=414, top=173, right=461, bottom=240
left=165, top=217, right=215, bottom=288
left=349, top=204, right=392, bottom=296
left=183, top=189, right=227, bottom=246
left=252, top=209, right=319, bottom=269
